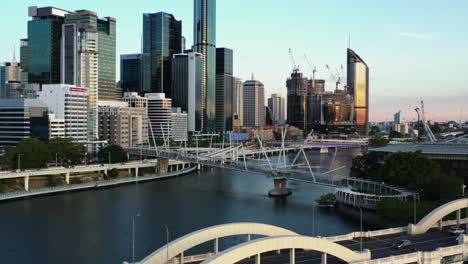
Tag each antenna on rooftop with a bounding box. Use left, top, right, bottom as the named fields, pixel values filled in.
left=13, top=44, right=16, bottom=63
left=251, top=72, right=255, bottom=80
left=348, top=33, right=351, bottom=49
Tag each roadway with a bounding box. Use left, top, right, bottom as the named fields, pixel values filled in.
left=235, top=226, right=459, bottom=264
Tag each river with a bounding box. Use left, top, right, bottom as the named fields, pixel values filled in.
left=0, top=148, right=367, bottom=264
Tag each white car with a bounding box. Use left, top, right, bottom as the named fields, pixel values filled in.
left=448, top=226, right=465, bottom=235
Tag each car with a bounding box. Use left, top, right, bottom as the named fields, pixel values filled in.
left=448, top=226, right=465, bottom=235
left=393, top=239, right=412, bottom=250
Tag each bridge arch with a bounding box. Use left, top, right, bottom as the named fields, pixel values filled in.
left=201, top=235, right=371, bottom=264
left=409, top=198, right=468, bottom=235
left=139, top=223, right=299, bottom=264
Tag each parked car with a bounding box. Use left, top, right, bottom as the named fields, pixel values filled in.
left=393, top=239, right=412, bottom=250
left=448, top=226, right=465, bottom=235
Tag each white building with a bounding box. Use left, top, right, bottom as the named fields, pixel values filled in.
left=232, top=77, right=244, bottom=126
left=48, top=113, right=65, bottom=139
left=243, top=79, right=265, bottom=128
left=171, top=108, right=188, bottom=142
left=145, top=93, right=172, bottom=140
left=37, top=84, right=89, bottom=143
left=122, top=92, right=147, bottom=109
left=268, top=93, right=285, bottom=125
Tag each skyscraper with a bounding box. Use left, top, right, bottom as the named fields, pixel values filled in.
left=194, top=0, right=216, bottom=132
left=142, top=12, right=182, bottom=96
left=27, top=6, right=70, bottom=85
left=215, top=48, right=233, bottom=132
left=145, top=93, right=172, bottom=139
left=347, top=48, right=369, bottom=134
left=268, top=93, right=285, bottom=125
left=243, top=78, right=265, bottom=128
left=232, top=77, right=244, bottom=126
left=171, top=52, right=204, bottom=132
left=20, top=39, right=28, bottom=85
left=287, top=70, right=308, bottom=131
left=120, top=54, right=143, bottom=95
left=0, top=62, right=21, bottom=98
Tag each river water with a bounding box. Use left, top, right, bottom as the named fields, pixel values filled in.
left=0, top=149, right=366, bottom=264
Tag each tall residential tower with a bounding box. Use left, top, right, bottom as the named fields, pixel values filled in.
left=194, top=0, right=216, bottom=131
left=347, top=48, right=369, bottom=134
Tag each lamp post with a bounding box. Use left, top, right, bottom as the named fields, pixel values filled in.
left=108, top=152, right=111, bottom=165
left=358, top=206, right=363, bottom=252
left=163, top=224, right=169, bottom=264
left=17, top=153, right=22, bottom=171
left=55, top=153, right=59, bottom=167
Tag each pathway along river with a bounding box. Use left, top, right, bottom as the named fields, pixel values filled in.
left=0, top=148, right=375, bottom=264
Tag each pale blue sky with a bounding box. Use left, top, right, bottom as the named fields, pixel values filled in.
left=2, top=0, right=468, bottom=121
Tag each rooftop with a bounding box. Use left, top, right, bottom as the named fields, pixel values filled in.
left=369, top=143, right=468, bottom=159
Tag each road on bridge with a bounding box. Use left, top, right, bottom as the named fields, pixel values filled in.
left=232, top=226, right=459, bottom=264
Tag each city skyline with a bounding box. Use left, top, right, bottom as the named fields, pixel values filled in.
left=2, top=0, right=468, bottom=122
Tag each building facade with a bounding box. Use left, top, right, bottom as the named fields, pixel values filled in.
left=20, top=39, right=29, bottom=85
left=27, top=6, right=70, bottom=85
left=0, top=99, right=49, bottom=147
left=215, top=47, right=233, bottom=132
left=120, top=54, right=143, bottom=95
left=145, top=93, right=172, bottom=140
left=347, top=48, right=369, bottom=134
left=98, top=101, right=148, bottom=148
left=48, top=112, right=65, bottom=139
left=286, top=70, right=308, bottom=131
left=36, top=84, right=89, bottom=143
left=0, top=62, right=21, bottom=98
left=142, top=12, right=182, bottom=96
left=268, top=93, right=285, bottom=125
left=171, top=52, right=204, bottom=132
left=171, top=108, right=188, bottom=142
left=243, top=79, right=265, bottom=128
left=122, top=92, right=148, bottom=109
left=194, top=0, right=216, bottom=131
left=232, top=77, right=243, bottom=126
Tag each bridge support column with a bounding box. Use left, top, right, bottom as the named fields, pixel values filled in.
left=24, top=176, right=29, bottom=191
left=457, top=209, right=461, bottom=226
left=65, top=172, right=70, bottom=184
left=255, top=254, right=260, bottom=264
left=179, top=251, right=184, bottom=264
left=214, top=238, right=219, bottom=254
left=157, top=158, right=169, bottom=175
left=321, top=252, right=327, bottom=264
left=135, top=167, right=139, bottom=178
left=247, top=234, right=251, bottom=241
left=438, top=219, right=443, bottom=230
left=290, top=248, right=295, bottom=264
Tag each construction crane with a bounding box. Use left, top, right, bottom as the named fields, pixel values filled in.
left=325, top=64, right=341, bottom=91
left=415, top=100, right=437, bottom=142
left=288, top=48, right=300, bottom=72
left=304, top=54, right=317, bottom=81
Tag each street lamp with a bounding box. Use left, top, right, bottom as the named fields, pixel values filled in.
left=55, top=153, right=59, bottom=167
left=132, top=213, right=140, bottom=264
left=163, top=224, right=170, bottom=264
left=17, top=153, right=23, bottom=171
left=358, top=206, right=363, bottom=252
left=108, top=152, right=111, bottom=165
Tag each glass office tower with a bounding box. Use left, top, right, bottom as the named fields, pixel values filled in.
left=194, top=0, right=216, bottom=132
left=27, top=6, right=70, bottom=85
left=120, top=54, right=143, bottom=95
left=215, top=48, right=233, bottom=132
left=346, top=48, right=369, bottom=134
left=142, top=12, right=182, bottom=96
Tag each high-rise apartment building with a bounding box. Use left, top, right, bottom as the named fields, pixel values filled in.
left=122, top=92, right=148, bottom=109
left=215, top=48, right=233, bottom=132
left=0, top=62, right=21, bottom=98
left=171, top=108, right=188, bottom=142
left=194, top=0, right=216, bottom=131
left=287, top=70, right=308, bottom=131
left=347, top=48, right=369, bottom=134
left=171, top=52, right=204, bottom=132
left=268, top=93, right=285, bottom=125
left=232, top=77, right=243, bottom=126
left=20, top=39, right=28, bottom=85
left=37, top=84, right=89, bottom=143
left=120, top=54, right=143, bottom=95
left=142, top=12, right=182, bottom=96
left=243, top=78, right=265, bottom=128
left=145, top=93, right=172, bottom=139
left=27, top=6, right=70, bottom=85
left=0, top=98, right=49, bottom=147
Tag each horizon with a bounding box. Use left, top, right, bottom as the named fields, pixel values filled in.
left=2, top=0, right=467, bottom=122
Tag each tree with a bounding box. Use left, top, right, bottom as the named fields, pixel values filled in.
left=4, top=138, right=50, bottom=169
left=369, top=126, right=381, bottom=136
left=98, top=145, right=128, bottom=164
left=389, top=130, right=404, bottom=139
left=48, top=138, right=86, bottom=165
left=350, top=152, right=385, bottom=180
left=107, top=168, right=119, bottom=179
left=368, top=134, right=389, bottom=147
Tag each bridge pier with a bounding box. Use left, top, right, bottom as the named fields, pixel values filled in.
left=214, top=238, right=219, bottom=254
left=255, top=254, right=260, bottom=264
left=179, top=251, right=184, bottom=264
left=321, top=252, right=327, bottom=264
left=65, top=172, right=70, bottom=184
left=157, top=158, right=169, bottom=175
left=457, top=209, right=461, bottom=226
left=290, top=248, right=295, bottom=264
left=320, top=147, right=328, bottom=154
left=135, top=167, right=139, bottom=178
left=24, top=176, right=29, bottom=191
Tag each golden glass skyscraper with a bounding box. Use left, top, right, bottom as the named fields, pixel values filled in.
left=346, top=48, right=369, bottom=134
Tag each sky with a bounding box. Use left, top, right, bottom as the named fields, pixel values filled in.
left=2, top=0, right=468, bottom=122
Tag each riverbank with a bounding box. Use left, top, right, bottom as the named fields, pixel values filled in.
left=0, top=166, right=196, bottom=202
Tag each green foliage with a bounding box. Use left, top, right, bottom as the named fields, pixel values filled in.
left=368, top=134, right=389, bottom=147
left=389, top=130, right=404, bottom=139
left=3, top=138, right=51, bottom=169
left=377, top=198, right=446, bottom=225
left=369, top=126, right=381, bottom=136
left=98, top=145, right=128, bottom=164
left=351, top=151, right=463, bottom=201
left=48, top=137, right=86, bottom=165
left=107, top=168, right=119, bottom=179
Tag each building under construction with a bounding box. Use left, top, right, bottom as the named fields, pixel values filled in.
left=286, top=48, right=369, bottom=135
